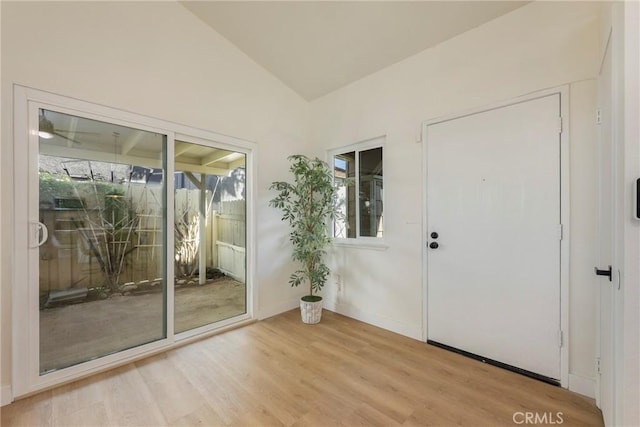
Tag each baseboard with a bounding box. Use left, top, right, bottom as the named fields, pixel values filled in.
left=324, top=300, right=422, bottom=340
left=1, top=385, right=12, bottom=407
left=568, top=373, right=596, bottom=399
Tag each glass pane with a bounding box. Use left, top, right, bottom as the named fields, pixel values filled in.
left=174, top=141, right=247, bottom=333
left=359, top=147, right=383, bottom=237
left=38, top=109, right=166, bottom=374
left=334, top=152, right=356, bottom=238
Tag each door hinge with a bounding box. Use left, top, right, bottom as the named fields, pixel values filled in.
left=596, top=357, right=601, bottom=374
left=558, top=330, right=564, bottom=348
left=558, top=224, right=564, bottom=241
left=558, top=117, right=563, bottom=134
left=596, top=109, right=602, bottom=125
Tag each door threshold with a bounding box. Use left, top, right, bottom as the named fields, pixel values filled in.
left=427, top=340, right=560, bottom=386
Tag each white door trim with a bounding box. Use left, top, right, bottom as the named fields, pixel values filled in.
left=421, top=85, right=570, bottom=388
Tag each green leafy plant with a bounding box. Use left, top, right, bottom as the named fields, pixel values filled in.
left=270, top=155, right=342, bottom=302
left=38, top=172, right=75, bottom=201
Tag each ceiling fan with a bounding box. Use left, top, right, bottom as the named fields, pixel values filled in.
left=39, top=111, right=99, bottom=146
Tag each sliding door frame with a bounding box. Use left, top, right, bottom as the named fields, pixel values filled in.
left=172, top=132, right=255, bottom=341
left=12, top=85, right=256, bottom=399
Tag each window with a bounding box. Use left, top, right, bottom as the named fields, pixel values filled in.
left=331, top=139, right=384, bottom=239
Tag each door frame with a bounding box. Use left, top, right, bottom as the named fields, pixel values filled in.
left=597, top=2, right=639, bottom=423
left=595, top=24, right=616, bottom=421
left=421, top=86, right=570, bottom=388
left=11, top=85, right=257, bottom=399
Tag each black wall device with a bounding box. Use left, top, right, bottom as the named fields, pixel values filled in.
left=637, top=178, right=640, bottom=219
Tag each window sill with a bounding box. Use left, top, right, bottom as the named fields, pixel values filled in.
left=332, top=239, right=389, bottom=251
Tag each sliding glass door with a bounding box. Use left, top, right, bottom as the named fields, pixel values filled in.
left=37, top=109, right=167, bottom=374
left=13, top=87, right=254, bottom=397
left=173, top=140, right=247, bottom=334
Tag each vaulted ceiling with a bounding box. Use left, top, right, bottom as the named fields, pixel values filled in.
left=181, top=1, right=528, bottom=101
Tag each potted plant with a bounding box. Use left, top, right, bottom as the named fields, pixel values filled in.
left=269, top=155, right=341, bottom=324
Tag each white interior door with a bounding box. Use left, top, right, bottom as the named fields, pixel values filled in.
left=595, top=33, right=615, bottom=426
left=426, top=94, right=562, bottom=381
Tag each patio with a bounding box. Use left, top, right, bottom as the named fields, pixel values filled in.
left=40, top=277, right=246, bottom=373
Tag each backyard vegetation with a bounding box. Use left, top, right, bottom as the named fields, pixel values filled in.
left=39, top=161, right=245, bottom=300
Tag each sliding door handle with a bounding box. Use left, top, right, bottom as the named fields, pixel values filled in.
left=31, top=221, right=49, bottom=248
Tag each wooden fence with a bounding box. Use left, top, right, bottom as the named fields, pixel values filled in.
left=216, top=200, right=246, bottom=282
left=174, top=188, right=216, bottom=271
left=40, top=184, right=247, bottom=292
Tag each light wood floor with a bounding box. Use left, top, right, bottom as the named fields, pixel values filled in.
left=1, top=310, right=603, bottom=427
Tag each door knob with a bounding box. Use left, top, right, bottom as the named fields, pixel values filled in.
left=429, top=242, right=439, bottom=249
left=594, top=265, right=612, bottom=282
left=431, top=232, right=439, bottom=239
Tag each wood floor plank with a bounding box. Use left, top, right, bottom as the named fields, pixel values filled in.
left=97, top=364, right=167, bottom=426
left=1, top=310, right=603, bottom=427
left=52, top=401, right=109, bottom=427
left=170, top=345, right=260, bottom=425
left=1, top=389, right=53, bottom=427
left=342, top=402, right=403, bottom=427
left=135, top=353, right=208, bottom=424
left=49, top=372, right=108, bottom=422
left=169, top=403, right=226, bottom=427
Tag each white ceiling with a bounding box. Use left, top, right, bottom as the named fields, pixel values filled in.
left=181, top=1, right=528, bottom=101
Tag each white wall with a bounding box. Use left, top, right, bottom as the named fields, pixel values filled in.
left=0, top=1, right=310, bottom=397
left=311, top=1, right=602, bottom=393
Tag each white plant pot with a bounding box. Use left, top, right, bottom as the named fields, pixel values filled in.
left=300, top=297, right=323, bottom=324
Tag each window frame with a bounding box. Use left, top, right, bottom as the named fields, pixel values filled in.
left=328, top=136, right=386, bottom=248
